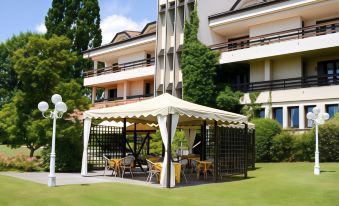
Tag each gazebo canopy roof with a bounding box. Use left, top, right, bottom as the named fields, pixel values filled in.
left=84, top=93, right=248, bottom=126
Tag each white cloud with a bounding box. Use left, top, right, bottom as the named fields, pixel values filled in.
left=35, top=23, right=47, bottom=33
left=100, top=15, right=149, bottom=44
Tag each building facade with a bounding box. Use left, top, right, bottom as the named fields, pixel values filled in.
left=83, top=22, right=156, bottom=109
left=83, top=0, right=339, bottom=130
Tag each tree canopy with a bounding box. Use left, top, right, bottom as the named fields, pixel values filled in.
left=0, top=32, right=39, bottom=108
left=45, top=0, right=102, bottom=78
left=45, top=0, right=102, bottom=53
left=181, top=6, right=220, bottom=106
left=0, top=35, right=89, bottom=157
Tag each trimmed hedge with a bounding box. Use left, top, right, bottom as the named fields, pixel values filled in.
left=251, top=118, right=282, bottom=162
left=253, top=113, right=339, bottom=162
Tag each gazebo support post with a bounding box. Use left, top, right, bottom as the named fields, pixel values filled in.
left=213, top=120, right=219, bottom=182
left=123, top=118, right=127, bottom=157
left=201, top=121, right=207, bottom=160
left=147, top=132, right=150, bottom=155
left=134, top=123, right=137, bottom=155
left=244, top=123, right=248, bottom=178
left=166, top=114, right=173, bottom=188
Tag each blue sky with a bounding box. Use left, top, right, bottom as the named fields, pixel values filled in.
left=0, top=0, right=157, bottom=44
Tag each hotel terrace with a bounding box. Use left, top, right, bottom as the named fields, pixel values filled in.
left=83, top=0, right=339, bottom=130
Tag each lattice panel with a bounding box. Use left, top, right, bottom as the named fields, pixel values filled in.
left=87, top=125, right=123, bottom=169
left=217, top=127, right=247, bottom=176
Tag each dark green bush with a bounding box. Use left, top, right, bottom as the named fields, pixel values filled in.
left=251, top=118, right=282, bottom=162
left=42, top=120, right=83, bottom=172
left=271, top=132, right=296, bottom=162
left=294, top=132, right=314, bottom=161
left=317, top=121, right=339, bottom=162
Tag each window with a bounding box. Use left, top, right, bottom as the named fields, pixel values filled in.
left=326, top=104, right=339, bottom=119
left=317, top=60, right=339, bottom=85
left=273, top=107, right=283, bottom=125
left=305, top=105, right=315, bottom=128
left=257, top=108, right=265, bottom=118
left=145, top=83, right=151, bottom=96
left=288, top=107, right=299, bottom=128
left=108, top=88, right=117, bottom=100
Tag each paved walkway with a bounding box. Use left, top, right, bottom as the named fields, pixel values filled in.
left=0, top=171, right=161, bottom=188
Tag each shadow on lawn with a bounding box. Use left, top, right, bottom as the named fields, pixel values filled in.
left=321, top=170, right=336, bottom=173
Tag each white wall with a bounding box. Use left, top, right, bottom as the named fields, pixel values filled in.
left=197, top=0, right=235, bottom=46
left=129, top=80, right=144, bottom=96
left=272, top=56, right=302, bottom=79
left=220, top=32, right=339, bottom=64
left=84, top=65, right=155, bottom=86
left=118, top=52, right=146, bottom=64
left=250, top=61, right=265, bottom=82
left=249, top=16, right=302, bottom=37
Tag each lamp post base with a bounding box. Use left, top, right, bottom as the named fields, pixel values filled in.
left=314, top=166, right=320, bottom=175
left=48, top=176, right=56, bottom=187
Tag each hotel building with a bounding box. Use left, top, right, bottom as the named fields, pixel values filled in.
left=84, top=0, right=339, bottom=130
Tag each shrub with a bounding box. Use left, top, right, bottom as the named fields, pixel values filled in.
left=251, top=118, right=282, bottom=162
left=317, top=121, right=339, bottom=162
left=271, top=132, right=296, bottom=162
left=0, top=152, right=41, bottom=171
left=41, top=121, right=83, bottom=172
left=294, top=132, right=315, bottom=162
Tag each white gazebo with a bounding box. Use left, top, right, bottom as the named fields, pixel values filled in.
left=81, top=93, right=248, bottom=188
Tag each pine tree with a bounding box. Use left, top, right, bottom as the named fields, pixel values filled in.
left=181, top=6, right=220, bottom=106
left=45, top=0, right=102, bottom=78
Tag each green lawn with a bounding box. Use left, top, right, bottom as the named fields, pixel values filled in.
left=0, top=163, right=338, bottom=206
left=0, top=145, right=42, bottom=157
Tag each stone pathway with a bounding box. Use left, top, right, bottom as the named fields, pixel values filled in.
left=0, top=171, right=161, bottom=188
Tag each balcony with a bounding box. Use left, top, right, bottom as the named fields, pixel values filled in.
left=84, top=57, right=155, bottom=78
left=83, top=58, right=155, bottom=87
left=211, top=20, right=339, bottom=64
left=92, top=94, right=154, bottom=109
left=233, top=73, right=339, bottom=93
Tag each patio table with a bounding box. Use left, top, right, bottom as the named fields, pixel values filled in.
left=154, top=162, right=181, bottom=183
left=110, top=158, right=123, bottom=176
left=196, top=160, right=213, bottom=180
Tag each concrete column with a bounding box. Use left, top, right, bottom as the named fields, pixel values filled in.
left=94, top=61, right=98, bottom=76
left=264, top=59, right=272, bottom=81
left=283, top=106, right=288, bottom=129
left=91, top=87, right=97, bottom=104
left=299, top=105, right=305, bottom=129
left=318, top=103, right=326, bottom=113
left=123, top=81, right=129, bottom=100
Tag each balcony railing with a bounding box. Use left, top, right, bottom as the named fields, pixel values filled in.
left=210, top=20, right=339, bottom=52
left=233, top=74, right=339, bottom=93
left=94, top=94, right=154, bottom=103
left=84, top=57, right=155, bottom=78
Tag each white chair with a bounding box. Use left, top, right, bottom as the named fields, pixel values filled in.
left=120, top=156, right=135, bottom=178
left=146, top=159, right=160, bottom=183
left=103, top=155, right=118, bottom=177
left=179, top=159, right=188, bottom=182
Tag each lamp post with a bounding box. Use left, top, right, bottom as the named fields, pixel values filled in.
left=306, top=107, right=329, bottom=175
left=38, top=94, right=67, bottom=187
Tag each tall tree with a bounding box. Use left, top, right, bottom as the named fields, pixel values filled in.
left=45, top=0, right=102, bottom=77
left=0, top=32, right=38, bottom=108
left=0, top=35, right=89, bottom=157
left=181, top=6, right=220, bottom=106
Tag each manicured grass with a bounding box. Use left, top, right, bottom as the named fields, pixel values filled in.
left=0, top=145, right=42, bottom=157
left=0, top=163, right=338, bottom=206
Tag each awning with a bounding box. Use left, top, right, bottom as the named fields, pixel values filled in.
left=83, top=93, right=247, bottom=126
